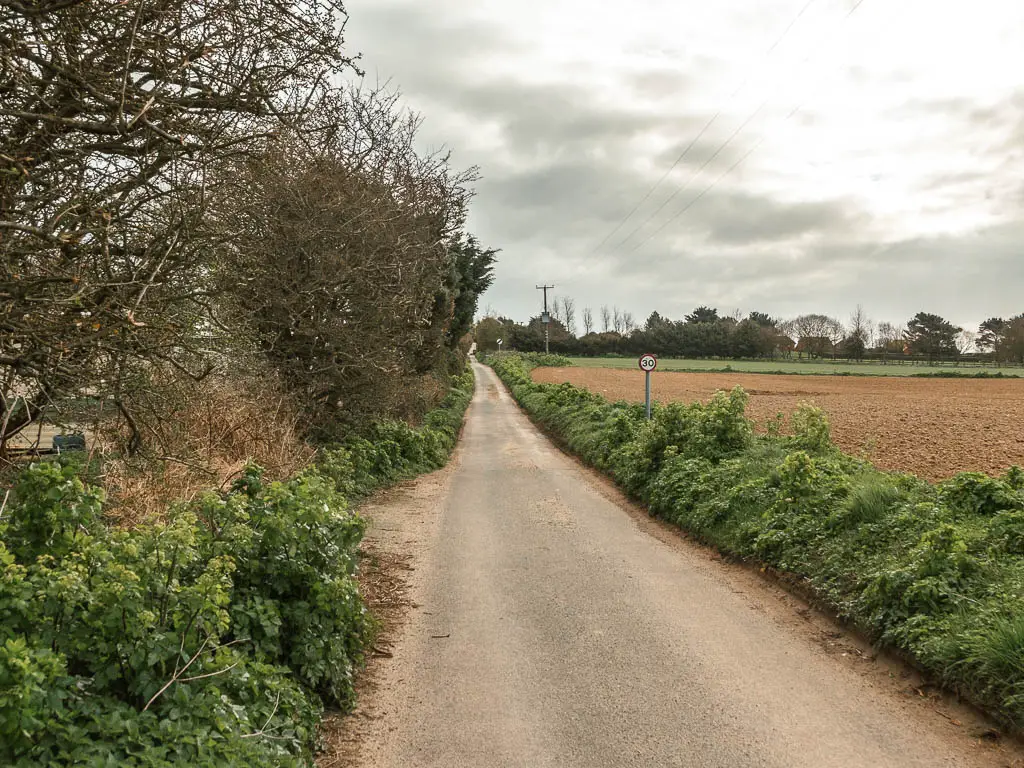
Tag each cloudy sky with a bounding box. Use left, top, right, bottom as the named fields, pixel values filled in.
left=343, top=0, right=1024, bottom=332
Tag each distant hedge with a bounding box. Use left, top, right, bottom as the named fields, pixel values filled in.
left=0, top=369, right=473, bottom=767
left=491, top=353, right=1024, bottom=730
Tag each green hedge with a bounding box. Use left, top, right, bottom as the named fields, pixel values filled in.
left=0, top=369, right=473, bottom=767
left=490, top=353, right=1024, bottom=729
left=484, top=351, right=573, bottom=368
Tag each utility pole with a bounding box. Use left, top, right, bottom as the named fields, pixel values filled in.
left=536, top=284, right=554, bottom=354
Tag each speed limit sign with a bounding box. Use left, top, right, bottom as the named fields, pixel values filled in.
left=639, top=353, right=657, bottom=419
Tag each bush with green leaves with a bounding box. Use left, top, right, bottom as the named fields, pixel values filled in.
left=489, top=352, right=1024, bottom=729
left=788, top=402, right=833, bottom=454
left=0, top=462, right=325, bottom=766
left=483, top=350, right=573, bottom=369
left=317, top=367, right=473, bottom=500
left=520, top=352, right=574, bottom=367
left=0, top=367, right=474, bottom=766
left=939, top=472, right=1023, bottom=517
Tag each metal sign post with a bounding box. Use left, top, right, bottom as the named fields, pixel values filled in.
left=638, top=353, right=657, bottom=419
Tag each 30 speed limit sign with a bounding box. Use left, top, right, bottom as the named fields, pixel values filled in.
left=638, top=353, right=658, bottom=372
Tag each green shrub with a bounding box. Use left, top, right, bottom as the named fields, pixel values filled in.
left=2, top=461, right=104, bottom=562
left=487, top=351, right=1024, bottom=727
left=0, top=366, right=475, bottom=765
left=609, top=388, right=752, bottom=500
left=0, top=463, right=324, bottom=766
left=863, top=524, right=980, bottom=631
left=521, top=352, right=573, bottom=367
left=940, top=472, right=1023, bottom=516
left=959, top=614, right=1024, bottom=713
left=789, top=402, right=832, bottom=453
left=1003, top=466, right=1024, bottom=491
left=988, top=511, right=1024, bottom=554
left=648, top=456, right=715, bottom=522
left=198, top=468, right=370, bottom=709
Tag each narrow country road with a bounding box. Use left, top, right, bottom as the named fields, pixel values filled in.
left=352, top=361, right=1017, bottom=768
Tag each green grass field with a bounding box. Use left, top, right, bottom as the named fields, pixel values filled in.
left=563, top=357, right=1024, bottom=377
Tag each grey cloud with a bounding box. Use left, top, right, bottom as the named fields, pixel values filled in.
left=915, top=171, right=988, bottom=192
left=350, top=2, right=719, bottom=168
left=650, top=136, right=745, bottom=175
left=460, top=82, right=710, bottom=162
left=626, top=68, right=694, bottom=100
left=688, top=192, right=864, bottom=245
left=968, top=91, right=1024, bottom=126
left=345, top=0, right=1024, bottom=331
left=591, top=220, right=1024, bottom=330
left=348, top=3, right=525, bottom=101
left=889, top=92, right=1024, bottom=157
left=479, top=163, right=864, bottom=256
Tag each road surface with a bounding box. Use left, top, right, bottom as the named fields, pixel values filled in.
left=348, top=361, right=1016, bottom=768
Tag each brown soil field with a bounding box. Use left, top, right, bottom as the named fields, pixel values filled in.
left=531, top=367, right=1024, bottom=482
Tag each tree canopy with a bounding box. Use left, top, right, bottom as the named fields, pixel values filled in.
left=905, top=312, right=962, bottom=361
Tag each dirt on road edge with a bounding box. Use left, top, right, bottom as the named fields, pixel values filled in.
left=317, top=452, right=461, bottom=768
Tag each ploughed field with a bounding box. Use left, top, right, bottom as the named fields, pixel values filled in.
left=531, top=367, right=1024, bottom=481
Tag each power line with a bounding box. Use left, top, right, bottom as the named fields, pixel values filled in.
left=618, top=0, right=869, bottom=255
left=624, top=0, right=870, bottom=256
left=608, top=1, right=834, bottom=252
left=611, top=96, right=772, bottom=250
left=625, top=139, right=767, bottom=255
left=592, top=0, right=819, bottom=254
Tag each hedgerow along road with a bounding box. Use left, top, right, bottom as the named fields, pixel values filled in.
left=356, top=360, right=1015, bottom=768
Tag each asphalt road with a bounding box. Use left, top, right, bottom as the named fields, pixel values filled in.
left=357, top=361, right=1014, bottom=768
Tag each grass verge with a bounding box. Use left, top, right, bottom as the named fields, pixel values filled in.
left=488, top=352, right=1024, bottom=731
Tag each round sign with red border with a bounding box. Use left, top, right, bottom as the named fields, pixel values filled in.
left=638, top=353, right=658, bottom=372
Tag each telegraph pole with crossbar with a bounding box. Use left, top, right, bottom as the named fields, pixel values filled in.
left=536, top=284, right=554, bottom=354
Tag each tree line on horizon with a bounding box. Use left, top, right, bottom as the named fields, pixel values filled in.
left=475, top=302, right=1024, bottom=364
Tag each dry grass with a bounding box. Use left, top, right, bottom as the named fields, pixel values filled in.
left=3, top=362, right=457, bottom=525
left=95, top=373, right=316, bottom=527
left=393, top=372, right=448, bottom=426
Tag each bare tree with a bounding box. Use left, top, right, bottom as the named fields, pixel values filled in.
left=549, top=296, right=565, bottom=326
left=223, top=86, right=478, bottom=434
left=612, top=306, right=624, bottom=334
left=846, top=305, right=873, bottom=360
left=850, top=305, right=874, bottom=343
left=824, top=318, right=846, bottom=359
left=622, top=312, right=637, bottom=333
left=787, top=314, right=843, bottom=359
left=582, top=307, right=594, bottom=335
left=876, top=322, right=905, bottom=353
left=600, top=305, right=612, bottom=333
left=560, top=297, right=577, bottom=337
left=0, top=0, right=357, bottom=451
